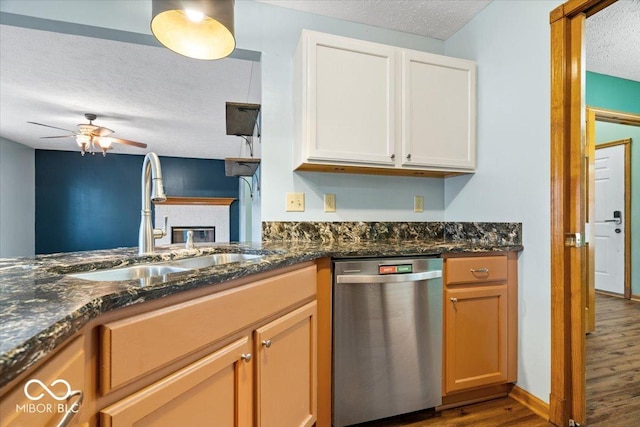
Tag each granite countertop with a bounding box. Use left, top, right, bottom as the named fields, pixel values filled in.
left=0, top=222, right=522, bottom=389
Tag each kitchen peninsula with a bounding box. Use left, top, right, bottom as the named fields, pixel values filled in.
left=0, top=221, right=521, bottom=426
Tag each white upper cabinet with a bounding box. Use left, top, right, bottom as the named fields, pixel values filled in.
left=294, top=30, right=396, bottom=167
left=294, top=30, right=476, bottom=177
left=401, top=50, right=476, bottom=171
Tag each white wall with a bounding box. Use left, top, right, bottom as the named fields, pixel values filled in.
left=0, top=137, right=35, bottom=257
left=444, top=0, right=562, bottom=403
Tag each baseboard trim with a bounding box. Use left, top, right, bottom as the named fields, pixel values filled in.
left=438, top=384, right=512, bottom=411
left=509, top=385, right=550, bottom=421
left=631, top=294, right=640, bottom=302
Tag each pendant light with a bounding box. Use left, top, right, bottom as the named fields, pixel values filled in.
left=151, top=0, right=235, bottom=60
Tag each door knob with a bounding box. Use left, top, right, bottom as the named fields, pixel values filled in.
left=605, top=210, right=622, bottom=225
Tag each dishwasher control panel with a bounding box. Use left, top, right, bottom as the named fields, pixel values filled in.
left=379, top=264, right=413, bottom=274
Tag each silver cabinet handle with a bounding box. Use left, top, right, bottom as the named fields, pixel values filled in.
left=450, top=298, right=458, bottom=303
left=336, top=270, right=442, bottom=284
left=55, top=390, right=83, bottom=427
left=391, top=154, right=395, bottom=160
left=470, top=268, right=489, bottom=273
left=406, top=153, right=411, bottom=160
left=262, top=339, right=272, bottom=348
left=241, top=353, right=252, bottom=362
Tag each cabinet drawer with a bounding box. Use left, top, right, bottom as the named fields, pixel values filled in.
left=445, top=256, right=507, bottom=285
left=101, top=265, right=316, bottom=393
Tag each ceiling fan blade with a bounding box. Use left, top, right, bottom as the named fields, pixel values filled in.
left=27, top=121, right=76, bottom=133
left=40, top=135, right=75, bottom=139
left=92, top=126, right=114, bottom=137
left=103, top=137, right=147, bottom=149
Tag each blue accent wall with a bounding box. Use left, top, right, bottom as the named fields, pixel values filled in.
left=35, top=150, right=239, bottom=254
left=586, top=72, right=640, bottom=114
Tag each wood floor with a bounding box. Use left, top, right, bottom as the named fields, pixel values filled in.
left=351, top=397, right=552, bottom=426
left=586, top=293, right=640, bottom=426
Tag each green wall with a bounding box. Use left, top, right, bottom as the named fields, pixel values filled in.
left=587, top=72, right=640, bottom=295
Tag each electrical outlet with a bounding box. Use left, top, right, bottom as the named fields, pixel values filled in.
left=324, top=194, right=336, bottom=212
left=286, top=192, right=305, bottom=212
left=414, top=195, right=424, bottom=213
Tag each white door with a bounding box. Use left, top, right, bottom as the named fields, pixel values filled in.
left=594, top=144, right=625, bottom=294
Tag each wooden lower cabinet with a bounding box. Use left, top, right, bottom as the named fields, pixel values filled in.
left=98, top=264, right=319, bottom=427
left=442, top=253, right=517, bottom=399
left=101, top=302, right=318, bottom=427
left=0, top=337, right=86, bottom=427
left=255, top=302, right=317, bottom=427
left=100, top=337, right=252, bottom=427
left=444, top=284, right=508, bottom=393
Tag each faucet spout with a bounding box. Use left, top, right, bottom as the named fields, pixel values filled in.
left=139, top=152, right=167, bottom=255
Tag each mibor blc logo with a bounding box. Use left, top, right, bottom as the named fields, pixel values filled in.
left=16, top=378, right=82, bottom=415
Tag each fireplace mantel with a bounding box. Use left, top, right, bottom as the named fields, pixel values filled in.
left=155, top=197, right=236, bottom=206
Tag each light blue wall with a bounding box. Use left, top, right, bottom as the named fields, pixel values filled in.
left=235, top=2, right=446, bottom=221
left=443, top=0, right=562, bottom=403
left=0, top=138, right=35, bottom=257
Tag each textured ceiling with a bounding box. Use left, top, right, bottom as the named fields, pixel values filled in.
left=258, top=0, right=492, bottom=40
left=586, top=0, right=640, bottom=82
left=0, top=24, right=261, bottom=159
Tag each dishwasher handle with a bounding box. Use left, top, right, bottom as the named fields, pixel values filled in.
left=336, top=270, right=442, bottom=284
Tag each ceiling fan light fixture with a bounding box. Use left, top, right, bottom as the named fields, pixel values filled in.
left=151, top=0, right=236, bottom=60
left=76, top=134, right=90, bottom=147
left=96, top=137, right=113, bottom=149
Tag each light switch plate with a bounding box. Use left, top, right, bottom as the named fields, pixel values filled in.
left=324, top=194, right=336, bottom=212
left=286, top=192, right=305, bottom=212
left=414, top=195, right=424, bottom=213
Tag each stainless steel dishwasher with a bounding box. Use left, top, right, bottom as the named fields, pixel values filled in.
left=333, top=257, right=443, bottom=426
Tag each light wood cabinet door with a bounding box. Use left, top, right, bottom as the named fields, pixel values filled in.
left=0, top=337, right=85, bottom=427
left=255, top=302, right=317, bottom=427
left=295, top=30, right=396, bottom=166
left=401, top=50, right=476, bottom=171
left=444, top=285, right=508, bottom=394
left=100, top=337, right=252, bottom=427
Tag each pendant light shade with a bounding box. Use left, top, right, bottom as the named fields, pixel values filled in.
left=151, top=0, right=235, bottom=60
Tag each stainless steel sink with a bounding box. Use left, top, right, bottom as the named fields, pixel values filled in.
left=166, top=253, right=263, bottom=269
left=68, top=253, right=262, bottom=282
left=69, top=265, right=190, bottom=282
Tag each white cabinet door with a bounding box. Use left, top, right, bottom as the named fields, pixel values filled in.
left=296, top=30, right=396, bottom=166
left=401, top=50, right=476, bottom=170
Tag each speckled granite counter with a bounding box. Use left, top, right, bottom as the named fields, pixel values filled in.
left=0, top=221, right=522, bottom=389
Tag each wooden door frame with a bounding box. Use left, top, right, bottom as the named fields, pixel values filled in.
left=549, top=1, right=617, bottom=426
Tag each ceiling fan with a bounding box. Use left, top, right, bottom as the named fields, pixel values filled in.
left=28, top=113, right=147, bottom=156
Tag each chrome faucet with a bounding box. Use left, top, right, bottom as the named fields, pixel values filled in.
left=138, top=152, right=167, bottom=255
